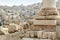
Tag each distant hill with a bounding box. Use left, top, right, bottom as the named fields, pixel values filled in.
left=0, top=2, right=58, bottom=22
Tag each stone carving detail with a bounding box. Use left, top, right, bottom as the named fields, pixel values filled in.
left=38, top=8, right=58, bottom=16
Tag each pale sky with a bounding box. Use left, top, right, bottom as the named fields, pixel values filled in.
left=0, top=0, right=57, bottom=6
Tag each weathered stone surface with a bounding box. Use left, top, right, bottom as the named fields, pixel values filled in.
left=37, top=31, right=43, bottom=38
left=57, top=20, right=60, bottom=25
left=42, top=0, right=56, bottom=8
left=21, top=22, right=30, bottom=30
left=22, top=38, right=34, bottom=40
left=58, top=9, right=60, bottom=15
left=22, top=38, right=51, bottom=40
left=29, top=31, right=35, bottom=38
left=38, top=8, right=58, bottom=16
left=8, top=23, right=23, bottom=33
left=56, top=26, right=60, bottom=38
left=2, top=28, right=9, bottom=34
left=34, top=16, right=60, bottom=20
left=33, top=20, right=56, bottom=25
left=57, top=32, right=60, bottom=39
left=0, top=32, right=21, bottom=40
left=34, top=16, right=45, bottom=20
left=31, top=25, right=56, bottom=31
left=0, top=27, right=5, bottom=35
left=8, top=23, right=18, bottom=33
left=0, top=27, right=9, bottom=35
left=42, top=32, right=56, bottom=40
left=45, top=16, right=60, bottom=20
left=24, top=31, right=30, bottom=38
left=56, top=26, right=60, bottom=32
left=40, top=39, right=51, bottom=40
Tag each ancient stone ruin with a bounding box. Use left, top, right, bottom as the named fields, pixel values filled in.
left=22, top=0, right=59, bottom=40
left=0, top=0, right=60, bottom=40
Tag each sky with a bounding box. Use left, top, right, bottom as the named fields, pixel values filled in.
left=0, top=0, right=57, bottom=6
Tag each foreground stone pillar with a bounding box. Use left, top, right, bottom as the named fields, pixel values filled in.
left=31, top=0, right=59, bottom=31
left=39, top=0, right=58, bottom=16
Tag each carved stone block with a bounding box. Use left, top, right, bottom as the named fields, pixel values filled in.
left=33, top=20, right=56, bottom=25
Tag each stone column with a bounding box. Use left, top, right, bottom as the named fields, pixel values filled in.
left=39, top=0, right=58, bottom=16
left=42, top=0, right=56, bottom=8
left=32, top=0, right=59, bottom=31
